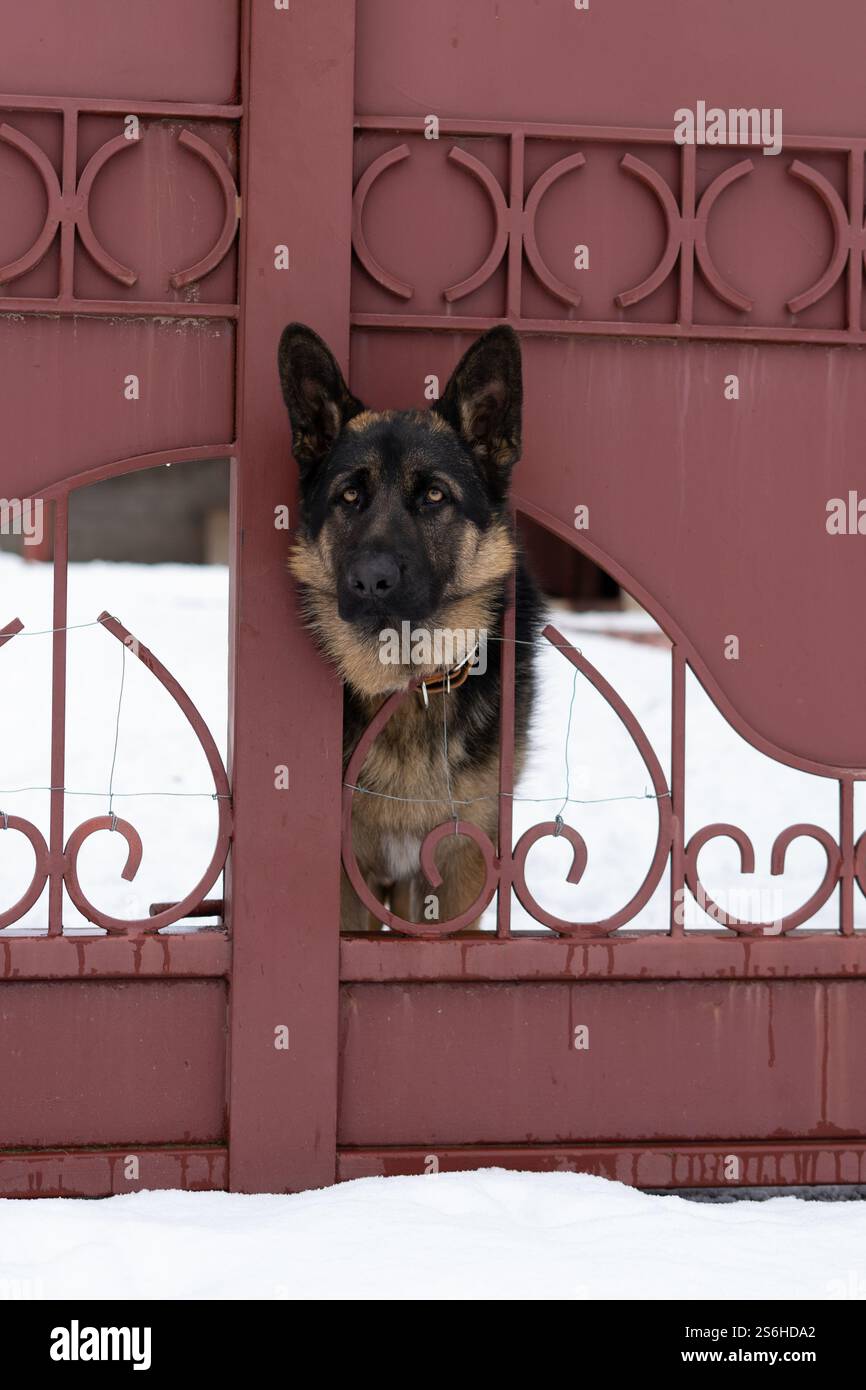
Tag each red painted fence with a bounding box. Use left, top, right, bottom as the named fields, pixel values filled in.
left=1, top=1, right=865, bottom=1196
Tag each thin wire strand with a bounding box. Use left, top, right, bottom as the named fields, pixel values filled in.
left=343, top=783, right=669, bottom=808
left=439, top=677, right=459, bottom=833
left=5, top=620, right=103, bottom=638
left=554, top=666, right=579, bottom=828
left=106, top=634, right=126, bottom=820
left=0, top=787, right=229, bottom=799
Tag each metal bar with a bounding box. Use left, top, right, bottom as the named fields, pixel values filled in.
left=0, top=300, right=238, bottom=320
left=0, top=1145, right=227, bottom=1198
left=351, top=313, right=866, bottom=348
left=149, top=898, right=224, bottom=918
left=678, top=142, right=696, bottom=327
left=506, top=132, right=524, bottom=320
left=669, top=646, right=686, bottom=936
left=0, top=931, right=230, bottom=980
left=337, top=1140, right=866, bottom=1188
left=58, top=107, right=77, bottom=301
left=46, top=497, right=68, bottom=934
left=0, top=94, right=242, bottom=118
left=34, top=443, right=237, bottom=504
left=847, top=145, right=864, bottom=337
left=225, top=0, right=356, bottom=1194
left=355, top=115, right=866, bottom=154
left=839, top=778, right=855, bottom=936
left=339, top=931, right=866, bottom=982
left=495, top=570, right=517, bottom=937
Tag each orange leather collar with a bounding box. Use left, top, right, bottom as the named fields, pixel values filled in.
left=418, top=660, right=473, bottom=699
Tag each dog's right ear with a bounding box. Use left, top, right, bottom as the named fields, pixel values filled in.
left=277, top=323, right=364, bottom=475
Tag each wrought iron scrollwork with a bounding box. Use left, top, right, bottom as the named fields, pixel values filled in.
left=0, top=612, right=232, bottom=934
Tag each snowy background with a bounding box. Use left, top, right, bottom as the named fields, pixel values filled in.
left=0, top=551, right=859, bottom=933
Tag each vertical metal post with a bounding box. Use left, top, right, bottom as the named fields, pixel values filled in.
left=226, top=0, right=357, bottom=1192
left=839, top=778, right=855, bottom=937
left=669, top=645, right=686, bottom=936
left=47, top=497, right=68, bottom=934
left=496, top=565, right=517, bottom=937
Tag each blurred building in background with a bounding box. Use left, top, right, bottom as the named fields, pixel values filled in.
left=1, top=458, right=230, bottom=565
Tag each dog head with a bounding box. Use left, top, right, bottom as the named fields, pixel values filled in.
left=278, top=323, right=521, bottom=695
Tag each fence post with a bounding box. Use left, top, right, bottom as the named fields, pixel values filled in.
left=226, top=0, right=357, bottom=1193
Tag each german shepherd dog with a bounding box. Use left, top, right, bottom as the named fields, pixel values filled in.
left=278, top=324, right=542, bottom=929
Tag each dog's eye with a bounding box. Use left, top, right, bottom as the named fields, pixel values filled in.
left=341, top=486, right=360, bottom=505
left=424, top=486, right=446, bottom=505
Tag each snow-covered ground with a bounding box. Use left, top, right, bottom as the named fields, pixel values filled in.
left=2, top=1169, right=865, bottom=1301
left=0, top=551, right=859, bottom=931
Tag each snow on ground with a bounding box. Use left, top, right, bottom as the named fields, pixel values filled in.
left=0, top=551, right=859, bottom=931
left=2, top=1169, right=865, bottom=1300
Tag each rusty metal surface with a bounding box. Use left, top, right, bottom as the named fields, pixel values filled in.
left=0, top=931, right=230, bottom=981
left=338, top=980, right=866, bottom=1146
left=0, top=1146, right=228, bottom=1199
left=339, top=932, right=866, bottom=983
left=0, top=980, right=227, bottom=1147
left=338, top=1142, right=866, bottom=1190
left=0, top=2, right=240, bottom=105
left=354, top=0, right=866, bottom=138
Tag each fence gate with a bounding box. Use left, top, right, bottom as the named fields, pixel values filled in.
left=2, top=1, right=866, bottom=1197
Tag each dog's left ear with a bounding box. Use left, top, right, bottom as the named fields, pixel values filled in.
left=433, top=326, right=522, bottom=499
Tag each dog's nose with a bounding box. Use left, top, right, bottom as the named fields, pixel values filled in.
left=346, top=551, right=401, bottom=601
